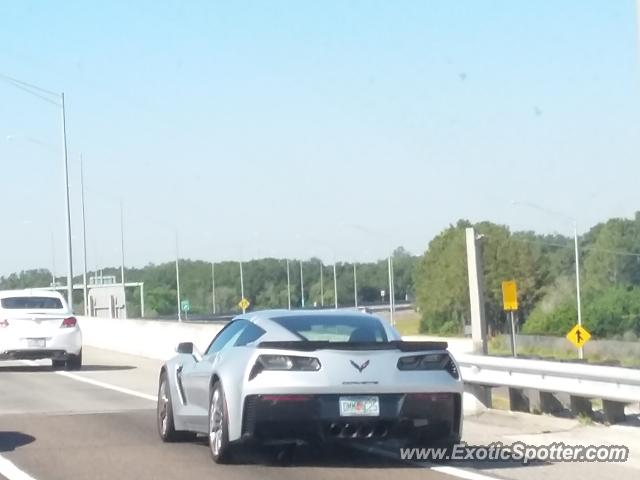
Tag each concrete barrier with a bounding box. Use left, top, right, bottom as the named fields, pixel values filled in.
left=77, top=316, right=224, bottom=360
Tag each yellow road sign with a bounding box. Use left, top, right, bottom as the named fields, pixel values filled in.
left=566, top=324, right=591, bottom=349
left=238, top=297, right=250, bottom=311
left=501, top=280, right=518, bottom=311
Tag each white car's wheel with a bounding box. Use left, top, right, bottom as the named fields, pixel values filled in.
left=209, top=381, right=232, bottom=464
left=65, top=349, right=82, bottom=370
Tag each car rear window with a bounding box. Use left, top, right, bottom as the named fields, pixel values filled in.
left=271, top=315, right=388, bottom=342
left=1, top=296, right=64, bottom=309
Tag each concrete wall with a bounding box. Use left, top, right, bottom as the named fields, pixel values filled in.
left=77, top=316, right=224, bottom=360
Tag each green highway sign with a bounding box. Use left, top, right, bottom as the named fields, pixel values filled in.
left=181, top=299, right=191, bottom=313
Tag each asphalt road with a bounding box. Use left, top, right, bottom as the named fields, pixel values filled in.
left=0, top=347, right=470, bottom=480
left=1, top=347, right=638, bottom=480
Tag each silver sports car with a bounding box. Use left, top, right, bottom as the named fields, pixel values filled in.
left=156, top=309, right=463, bottom=463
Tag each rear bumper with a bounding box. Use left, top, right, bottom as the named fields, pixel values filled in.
left=240, top=392, right=461, bottom=445
left=0, top=328, right=82, bottom=360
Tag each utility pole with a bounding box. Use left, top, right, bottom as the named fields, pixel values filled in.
left=466, top=227, right=488, bottom=354
left=50, top=232, right=56, bottom=287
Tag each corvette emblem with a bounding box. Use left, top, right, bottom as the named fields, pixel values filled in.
left=350, top=360, right=370, bottom=372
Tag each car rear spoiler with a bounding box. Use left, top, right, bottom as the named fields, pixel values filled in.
left=257, top=340, right=448, bottom=352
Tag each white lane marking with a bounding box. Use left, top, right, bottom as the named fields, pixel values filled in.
left=0, top=454, right=38, bottom=480
left=429, top=465, right=501, bottom=480
left=54, top=371, right=158, bottom=402
left=19, top=360, right=158, bottom=402
left=351, top=444, right=501, bottom=480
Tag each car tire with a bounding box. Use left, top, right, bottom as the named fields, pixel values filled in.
left=208, top=381, right=233, bottom=464
left=65, top=349, right=82, bottom=370
left=52, top=359, right=66, bottom=370
left=157, top=371, right=190, bottom=442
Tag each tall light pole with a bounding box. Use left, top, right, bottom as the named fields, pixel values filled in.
left=0, top=75, right=75, bottom=309
left=119, top=201, right=127, bottom=319
left=353, top=262, right=358, bottom=308
left=320, top=261, right=324, bottom=307
left=80, top=156, right=88, bottom=315
left=239, top=260, right=246, bottom=312
left=333, top=263, right=338, bottom=309
left=388, top=255, right=395, bottom=325
left=211, top=262, right=216, bottom=315
left=512, top=201, right=583, bottom=358
left=60, top=92, right=74, bottom=309
left=300, top=261, right=305, bottom=308
left=286, top=259, right=292, bottom=310
left=175, top=233, right=182, bottom=322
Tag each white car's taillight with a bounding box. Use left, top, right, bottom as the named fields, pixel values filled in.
left=0, top=319, right=9, bottom=328
left=60, top=316, right=77, bottom=328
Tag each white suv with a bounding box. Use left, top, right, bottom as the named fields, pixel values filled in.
left=0, top=289, right=82, bottom=370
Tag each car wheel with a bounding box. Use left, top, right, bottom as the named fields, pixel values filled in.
left=52, top=359, right=66, bottom=370
left=209, top=381, right=233, bottom=464
left=65, top=349, right=82, bottom=371
left=157, top=371, right=186, bottom=442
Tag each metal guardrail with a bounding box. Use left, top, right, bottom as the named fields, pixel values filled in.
left=456, top=353, right=640, bottom=403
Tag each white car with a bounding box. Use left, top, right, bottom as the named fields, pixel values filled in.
left=0, top=289, right=82, bottom=370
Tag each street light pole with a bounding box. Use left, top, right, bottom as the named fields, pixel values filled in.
left=320, top=262, right=324, bottom=307
left=387, top=255, right=395, bottom=326
left=120, top=201, right=127, bottom=319
left=239, top=260, right=245, bottom=312
left=300, top=261, right=305, bottom=308
left=353, top=263, right=358, bottom=308
left=211, top=262, right=216, bottom=315
left=286, top=259, right=291, bottom=310
left=574, top=221, right=584, bottom=359
left=175, top=233, right=181, bottom=322
left=61, top=92, right=74, bottom=309
left=333, top=263, right=338, bottom=309
left=80, top=156, right=88, bottom=316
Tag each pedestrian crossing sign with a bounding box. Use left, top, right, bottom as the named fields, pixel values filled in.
left=566, top=324, right=591, bottom=349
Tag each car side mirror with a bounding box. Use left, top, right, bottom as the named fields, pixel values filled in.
left=176, top=342, right=194, bottom=354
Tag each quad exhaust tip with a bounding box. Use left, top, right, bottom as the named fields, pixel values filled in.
left=327, top=422, right=388, bottom=438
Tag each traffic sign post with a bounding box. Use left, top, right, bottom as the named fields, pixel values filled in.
left=180, top=299, right=191, bottom=321
left=566, top=324, right=591, bottom=350
left=501, top=280, right=519, bottom=357
left=238, top=297, right=250, bottom=313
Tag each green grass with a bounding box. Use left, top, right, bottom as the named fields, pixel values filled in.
left=394, top=311, right=422, bottom=336
left=488, top=336, right=640, bottom=368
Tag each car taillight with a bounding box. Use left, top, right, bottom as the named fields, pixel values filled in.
left=397, top=353, right=460, bottom=379
left=60, top=316, right=77, bottom=328
left=249, top=354, right=321, bottom=380
left=0, top=319, right=9, bottom=328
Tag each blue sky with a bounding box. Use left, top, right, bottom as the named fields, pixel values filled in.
left=1, top=0, right=639, bottom=276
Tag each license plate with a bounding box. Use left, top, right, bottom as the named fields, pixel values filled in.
left=27, top=338, right=46, bottom=348
left=339, top=396, right=380, bottom=417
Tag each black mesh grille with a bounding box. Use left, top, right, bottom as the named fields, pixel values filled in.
left=241, top=395, right=259, bottom=436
